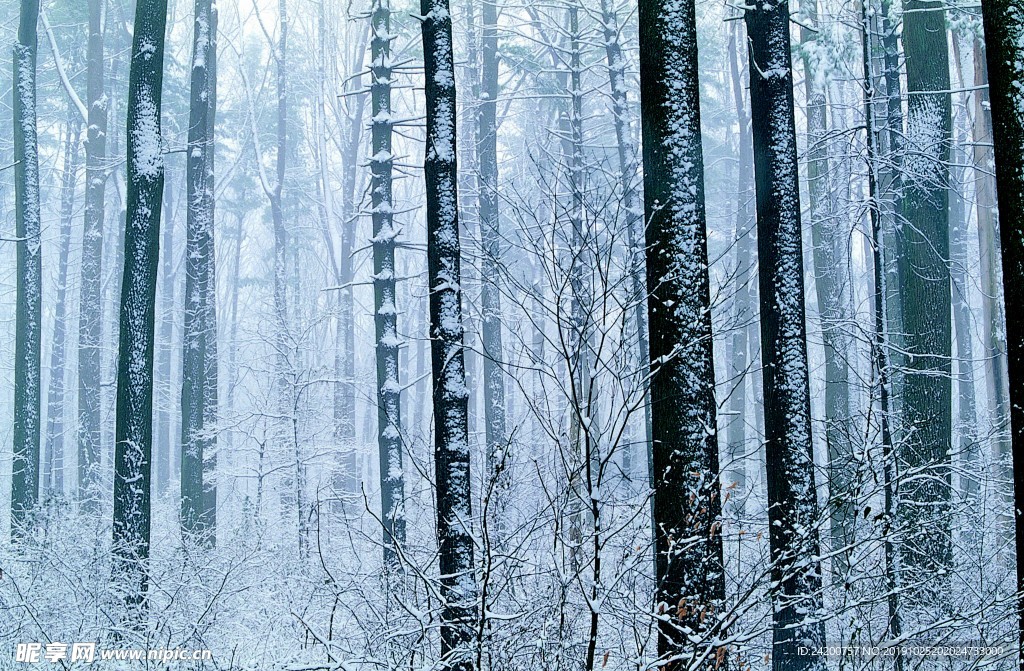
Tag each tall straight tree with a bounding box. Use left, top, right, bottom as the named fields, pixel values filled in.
left=11, top=0, right=42, bottom=538
left=180, top=0, right=218, bottom=544
left=744, top=0, right=827, bottom=667
left=897, top=0, right=953, bottom=591
left=637, top=0, right=726, bottom=666
left=369, top=0, right=405, bottom=566
left=422, top=0, right=478, bottom=667
left=476, top=0, right=508, bottom=517
left=978, top=0, right=1024, bottom=656
left=112, top=0, right=169, bottom=620
left=799, top=0, right=854, bottom=579
left=600, top=0, right=649, bottom=483
left=45, top=116, right=82, bottom=496
left=80, top=0, right=108, bottom=509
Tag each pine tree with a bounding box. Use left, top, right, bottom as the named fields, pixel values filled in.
left=422, top=0, right=478, bottom=666
left=977, top=0, right=1024, bottom=654
left=11, top=0, right=42, bottom=538
left=744, top=0, right=827, bottom=666
left=180, top=0, right=218, bottom=545
left=112, top=0, right=169, bottom=621
left=638, top=0, right=726, bottom=666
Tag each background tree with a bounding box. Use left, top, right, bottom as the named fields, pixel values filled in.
left=180, top=0, right=218, bottom=544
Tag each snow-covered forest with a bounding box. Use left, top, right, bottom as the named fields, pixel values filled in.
left=2, top=0, right=1024, bottom=668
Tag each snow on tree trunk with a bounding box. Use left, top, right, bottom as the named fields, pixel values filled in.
left=476, top=0, right=508, bottom=534
left=978, top=0, right=1024, bottom=654
left=422, top=0, right=478, bottom=666
left=180, top=0, right=218, bottom=546
left=370, top=0, right=406, bottom=567
left=12, top=0, right=42, bottom=539
left=897, top=0, right=953, bottom=603
left=79, top=0, right=107, bottom=510
left=637, top=0, right=726, bottom=666
left=112, top=0, right=169, bottom=624
left=743, top=0, right=827, bottom=667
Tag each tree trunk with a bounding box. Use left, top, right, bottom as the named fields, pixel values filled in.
left=638, top=0, right=726, bottom=666
left=332, top=19, right=367, bottom=504
left=422, top=0, right=478, bottom=666
left=897, top=0, right=954, bottom=597
left=180, top=0, right=218, bottom=545
left=79, top=0, right=107, bottom=510
left=977, top=0, right=1024, bottom=655
left=969, top=38, right=1013, bottom=502
left=859, top=7, right=904, bottom=664
left=112, top=0, right=169, bottom=623
left=726, top=22, right=755, bottom=519
left=799, top=0, right=855, bottom=581
left=370, top=0, right=405, bottom=566
left=477, top=0, right=508, bottom=530
left=744, top=1, right=827, bottom=667
left=599, top=0, right=649, bottom=488
left=45, top=116, right=81, bottom=497
left=156, top=161, right=177, bottom=497
left=11, top=0, right=42, bottom=539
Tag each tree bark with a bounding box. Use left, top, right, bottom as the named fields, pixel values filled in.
left=638, top=0, right=726, bottom=666
left=897, top=0, right=954, bottom=596
left=79, top=0, right=107, bottom=510
left=11, top=0, right=42, bottom=538
left=977, top=0, right=1024, bottom=656
left=744, top=0, right=827, bottom=666
left=477, top=0, right=508, bottom=530
left=422, top=0, right=478, bottom=666
left=112, top=0, right=169, bottom=622
left=180, top=0, right=218, bottom=545
left=370, top=0, right=405, bottom=566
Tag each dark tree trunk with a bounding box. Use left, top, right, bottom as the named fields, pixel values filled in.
left=11, top=0, right=42, bottom=539
left=180, top=0, right=218, bottom=545
left=112, top=0, right=169, bottom=622
left=422, top=0, right=478, bottom=667
left=638, top=0, right=726, bottom=667
left=977, top=0, right=1024, bottom=656
left=897, top=0, right=954, bottom=597
left=45, top=116, right=81, bottom=497
left=369, top=0, right=405, bottom=566
left=79, top=0, right=107, bottom=510
left=744, top=1, right=827, bottom=667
